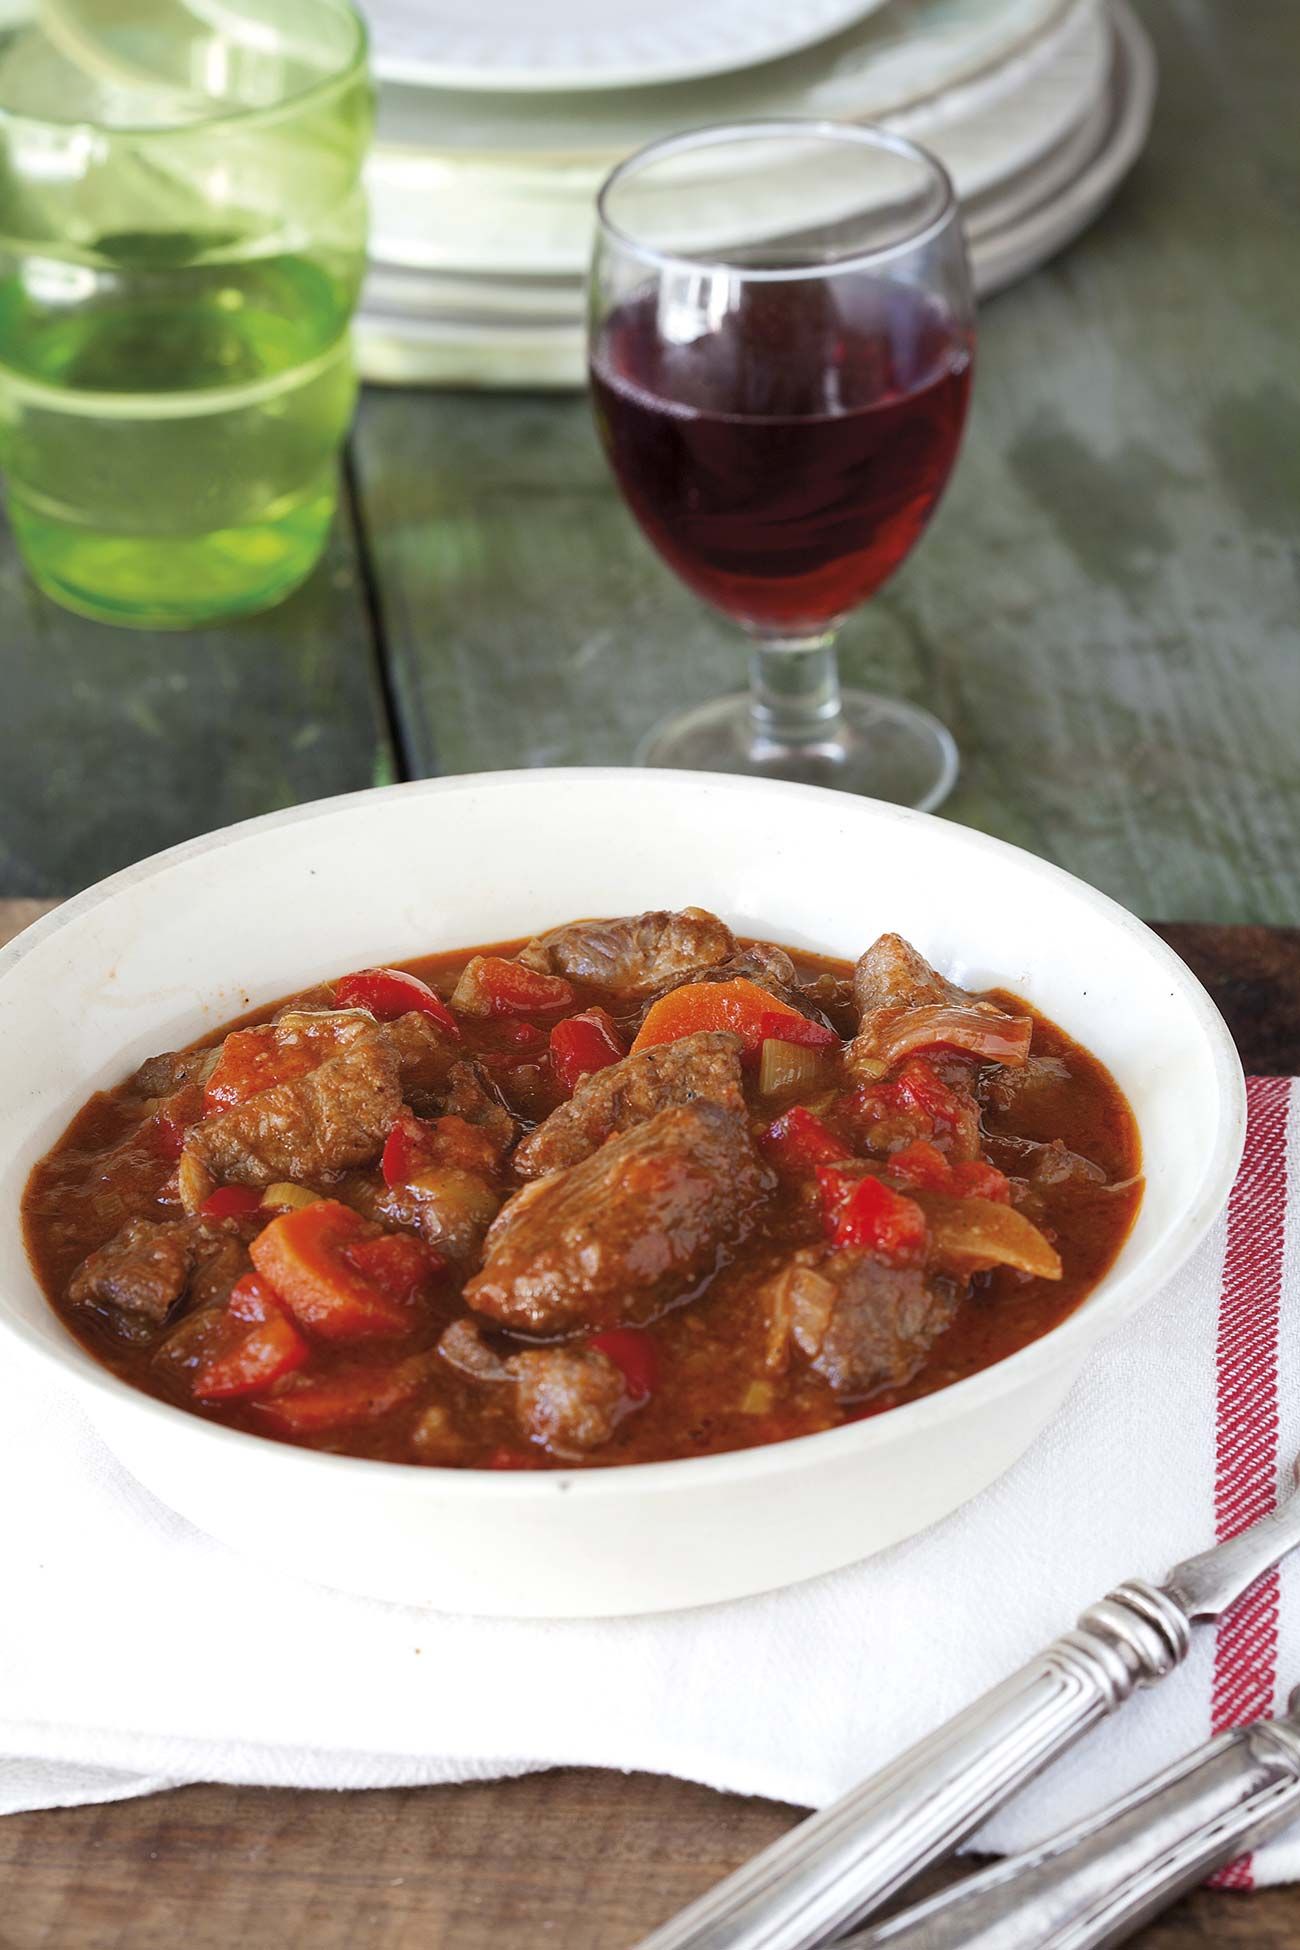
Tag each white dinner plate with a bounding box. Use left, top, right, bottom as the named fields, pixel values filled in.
left=364, top=0, right=888, bottom=91
left=375, top=0, right=1077, bottom=155
left=365, top=0, right=1109, bottom=278
left=355, top=2, right=1153, bottom=390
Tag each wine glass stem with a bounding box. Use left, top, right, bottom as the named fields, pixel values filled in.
left=748, top=634, right=843, bottom=746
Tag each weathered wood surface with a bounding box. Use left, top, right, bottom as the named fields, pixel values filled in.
left=3, top=893, right=1297, bottom=1945
left=0, top=472, right=396, bottom=898
left=0, top=1763, right=1298, bottom=1949
left=351, top=0, right=1300, bottom=928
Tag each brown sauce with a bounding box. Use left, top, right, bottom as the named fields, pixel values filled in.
left=22, top=931, right=1142, bottom=1470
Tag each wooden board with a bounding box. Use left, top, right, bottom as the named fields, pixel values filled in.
left=0, top=470, right=398, bottom=898
left=2, top=897, right=1297, bottom=1943
left=351, top=0, right=1300, bottom=929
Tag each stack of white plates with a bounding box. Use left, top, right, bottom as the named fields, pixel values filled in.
left=357, top=0, right=1155, bottom=388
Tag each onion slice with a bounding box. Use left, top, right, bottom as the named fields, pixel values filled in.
left=856, top=1004, right=1033, bottom=1071
left=915, top=1190, right=1062, bottom=1279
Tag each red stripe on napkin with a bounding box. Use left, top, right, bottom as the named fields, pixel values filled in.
left=1208, top=1075, right=1291, bottom=1891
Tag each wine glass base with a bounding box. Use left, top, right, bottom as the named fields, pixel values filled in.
left=637, top=689, right=959, bottom=812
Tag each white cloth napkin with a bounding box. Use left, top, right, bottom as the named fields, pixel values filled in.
left=3, top=1078, right=1297, bottom=1890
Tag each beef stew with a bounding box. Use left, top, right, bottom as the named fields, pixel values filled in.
left=23, top=910, right=1142, bottom=1470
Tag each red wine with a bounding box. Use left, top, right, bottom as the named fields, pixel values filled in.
left=590, top=279, right=973, bottom=635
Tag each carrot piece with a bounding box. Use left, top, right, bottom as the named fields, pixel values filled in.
left=631, top=979, right=809, bottom=1058
left=252, top=1359, right=429, bottom=1436
left=250, top=1199, right=425, bottom=1341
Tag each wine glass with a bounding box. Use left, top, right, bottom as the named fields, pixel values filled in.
left=588, top=121, right=975, bottom=810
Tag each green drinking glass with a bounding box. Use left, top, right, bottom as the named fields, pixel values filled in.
left=0, top=0, right=371, bottom=628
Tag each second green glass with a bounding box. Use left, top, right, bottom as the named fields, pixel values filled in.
left=0, top=0, right=371, bottom=628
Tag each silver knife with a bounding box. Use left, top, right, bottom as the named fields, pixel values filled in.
left=635, top=1458, right=1300, bottom=1950
left=850, top=1691, right=1300, bottom=1949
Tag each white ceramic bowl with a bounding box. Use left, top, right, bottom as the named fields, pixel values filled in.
left=0, top=771, right=1245, bottom=1617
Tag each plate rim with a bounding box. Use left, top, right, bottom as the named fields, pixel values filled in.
left=370, top=0, right=889, bottom=93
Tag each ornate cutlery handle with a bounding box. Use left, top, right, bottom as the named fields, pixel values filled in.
left=637, top=1583, right=1189, bottom=1950
left=850, top=1698, right=1300, bottom=1950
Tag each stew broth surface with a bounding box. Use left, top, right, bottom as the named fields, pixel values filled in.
left=23, top=924, right=1142, bottom=1470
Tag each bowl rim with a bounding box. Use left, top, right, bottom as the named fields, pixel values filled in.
left=0, top=766, right=1248, bottom=1500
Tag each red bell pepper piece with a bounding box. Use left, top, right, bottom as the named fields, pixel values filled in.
left=891, top=1057, right=968, bottom=1134
left=588, top=1327, right=658, bottom=1402
left=251, top=1200, right=429, bottom=1341
left=334, top=965, right=459, bottom=1034
left=382, top=1109, right=438, bottom=1187
left=886, top=1139, right=953, bottom=1194
left=199, top=1184, right=266, bottom=1223
left=193, top=1303, right=309, bottom=1403
left=382, top=1109, right=498, bottom=1187
left=816, top=1163, right=856, bottom=1235
left=823, top=1173, right=928, bottom=1266
left=757, top=1011, right=838, bottom=1050
left=761, top=1105, right=853, bottom=1172
left=192, top=1277, right=308, bottom=1402
left=341, top=1231, right=444, bottom=1301
left=950, top=1160, right=1013, bottom=1204
left=550, top=1008, right=625, bottom=1095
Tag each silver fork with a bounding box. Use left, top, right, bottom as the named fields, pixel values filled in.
left=636, top=1458, right=1300, bottom=1950
left=849, top=1691, right=1300, bottom=1949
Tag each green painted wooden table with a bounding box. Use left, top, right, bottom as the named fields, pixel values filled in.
left=0, top=0, right=1295, bottom=921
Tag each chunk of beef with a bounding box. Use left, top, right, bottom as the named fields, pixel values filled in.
left=466, top=1100, right=771, bottom=1335
left=762, top=1245, right=958, bottom=1397
left=383, top=1011, right=458, bottom=1093
left=131, top=1044, right=219, bottom=1101
left=512, top=1030, right=746, bottom=1180
left=443, top=1061, right=518, bottom=1157
left=988, top=1132, right=1107, bottom=1189
left=438, top=1316, right=509, bottom=1381
left=517, top=907, right=735, bottom=999
left=853, top=934, right=972, bottom=1018
left=377, top=1168, right=501, bottom=1263
left=850, top=934, right=1030, bottom=1075
left=184, top=1031, right=402, bottom=1191
left=680, top=941, right=807, bottom=1016
left=981, top=1055, right=1074, bottom=1119
left=69, top=1217, right=196, bottom=1325
left=435, top=1320, right=625, bottom=1457
left=189, top=1233, right=252, bottom=1312
left=506, top=1346, right=625, bottom=1456
left=725, top=941, right=798, bottom=991
left=179, top=1012, right=452, bottom=1201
